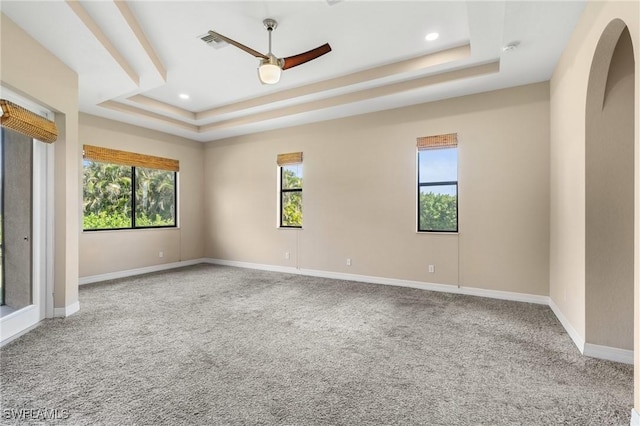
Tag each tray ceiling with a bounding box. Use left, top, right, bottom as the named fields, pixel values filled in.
left=1, top=1, right=586, bottom=142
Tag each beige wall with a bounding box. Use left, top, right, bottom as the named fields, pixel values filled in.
left=585, top=27, right=634, bottom=350
left=78, top=114, right=205, bottom=277
left=205, top=83, right=550, bottom=296
left=1, top=13, right=79, bottom=311
left=549, top=0, right=639, bottom=410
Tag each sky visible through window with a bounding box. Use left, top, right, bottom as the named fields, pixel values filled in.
left=283, top=164, right=302, bottom=187
left=419, top=147, right=457, bottom=195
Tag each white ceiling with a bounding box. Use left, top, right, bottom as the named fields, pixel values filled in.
left=1, top=1, right=586, bottom=142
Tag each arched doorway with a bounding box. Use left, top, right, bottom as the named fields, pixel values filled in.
left=585, top=20, right=635, bottom=355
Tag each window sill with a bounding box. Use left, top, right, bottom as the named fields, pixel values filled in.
left=416, top=231, right=459, bottom=235
left=82, top=227, right=180, bottom=234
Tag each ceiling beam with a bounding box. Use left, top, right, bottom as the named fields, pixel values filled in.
left=200, top=61, right=500, bottom=132
left=113, top=0, right=167, bottom=82
left=66, top=0, right=140, bottom=85
left=196, top=44, right=471, bottom=122
left=103, top=60, right=499, bottom=136
left=99, top=100, right=198, bottom=132
left=127, top=95, right=196, bottom=121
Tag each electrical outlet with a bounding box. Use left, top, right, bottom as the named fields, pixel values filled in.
left=346, top=258, right=352, bottom=266
left=159, top=251, right=164, bottom=258
left=428, top=264, right=434, bottom=273
left=285, top=251, right=290, bottom=260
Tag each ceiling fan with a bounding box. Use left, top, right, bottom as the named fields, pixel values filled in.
left=207, top=18, right=332, bottom=85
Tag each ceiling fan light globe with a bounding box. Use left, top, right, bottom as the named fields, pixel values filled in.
left=258, top=63, right=281, bottom=84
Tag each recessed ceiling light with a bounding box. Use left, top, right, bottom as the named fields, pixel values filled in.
left=425, top=32, right=439, bottom=41
left=179, top=93, right=190, bottom=100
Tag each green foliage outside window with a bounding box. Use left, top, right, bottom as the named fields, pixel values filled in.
left=282, top=192, right=302, bottom=226
left=83, top=160, right=175, bottom=230
left=281, top=167, right=302, bottom=227
left=418, top=147, right=458, bottom=232
left=83, top=162, right=132, bottom=227
left=419, top=191, right=457, bottom=232
left=135, top=167, right=176, bottom=227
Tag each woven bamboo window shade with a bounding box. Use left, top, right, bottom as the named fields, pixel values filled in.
left=83, top=145, right=179, bottom=172
left=0, top=99, right=58, bottom=143
left=277, top=152, right=303, bottom=166
left=416, top=133, right=458, bottom=150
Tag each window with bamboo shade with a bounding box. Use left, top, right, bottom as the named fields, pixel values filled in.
left=277, top=152, right=303, bottom=228
left=417, top=134, right=458, bottom=232
left=82, top=145, right=178, bottom=231
left=0, top=99, right=58, bottom=143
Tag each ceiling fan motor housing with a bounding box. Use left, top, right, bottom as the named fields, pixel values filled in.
left=260, top=54, right=284, bottom=69
left=263, top=18, right=278, bottom=32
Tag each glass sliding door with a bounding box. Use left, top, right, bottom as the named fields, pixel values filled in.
left=0, top=91, right=53, bottom=344
left=0, top=128, right=33, bottom=315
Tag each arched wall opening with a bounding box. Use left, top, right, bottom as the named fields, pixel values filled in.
left=585, top=20, right=635, bottom=351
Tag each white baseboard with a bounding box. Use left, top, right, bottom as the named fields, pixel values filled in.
left=54, top=301, right=80, bottom=318
left=300, top=266, right=460, bottom=292
left=548, top=297, right=585, bottom=353
left=78, top=257, right=635, bottom=366
left=301, top=267, right=550, bottom=305
left=454, top=285, right=549, bottom=305
left=584, top=343, right=634, bottom=365
left=206, top=258, right=298, bottom=275
left=548, top=298, right=634, bottom=365
left=79, top=258, right=208, bottom=285
left=631, top=408, right=640, bottom=426
left=206, top=258, right=549, bottom=305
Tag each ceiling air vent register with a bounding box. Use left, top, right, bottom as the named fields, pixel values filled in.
left=199, top=33, right=228, bottom=49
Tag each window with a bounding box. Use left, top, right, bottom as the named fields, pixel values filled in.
left=83, top=145, right=178, bottom=231
left=277, top=152, right=303, bottom=228
left=417, top=134, right=458, bottom=232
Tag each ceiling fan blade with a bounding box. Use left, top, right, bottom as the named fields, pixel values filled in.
left=281, top=43, right=332, bottom=70
left=208, top=30, right=269, bottom=60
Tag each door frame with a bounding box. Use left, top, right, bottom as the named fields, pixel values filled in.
left=0, top=89, right=54, bottom=345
